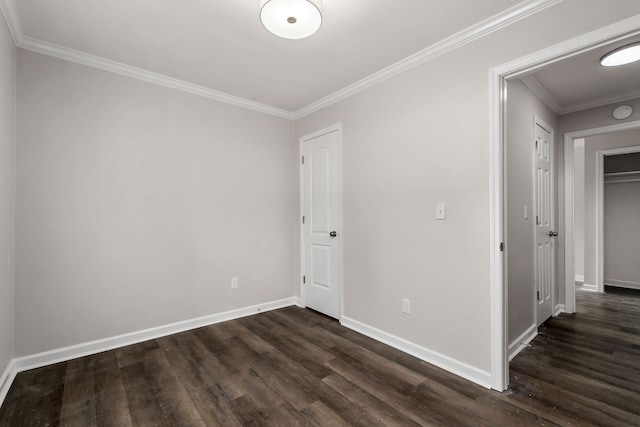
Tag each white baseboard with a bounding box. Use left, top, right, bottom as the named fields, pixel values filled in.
left=11, top=297, right=301, bottom=375
left=508, top=323, right=537, bottom=362
left=554, top=304, right=566, bottom=317
left=340, top=316, right=491, bottom=389
left=605, top=279, right=640, bottom=291
left=0, top=359, right=17, bottom=408
left=577, top=283, right=598, bottom=292
left=574, top=275, right=584, bottom=285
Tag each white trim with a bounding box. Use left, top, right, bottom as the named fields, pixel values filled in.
left=578, top=283, right=599, bottom=292
left=341, top=316, right=492, bottom=389
left=519, top=75, right=640, bottom=116
left=0, top=0, right=295, bottom=120
left=299, top=136, right=306, bottom=309
left=520, top=75, right=562, bottom=114
left=574, top=275, right=584, bottom=284
left=17, top=36, right=295, bottom=120
left=490, top=16, right=640, bottom=79
left=564, top=136, right=577, bottom=313
left=605, top=279, right=640, bottom=290
left=295, top=0, right=561, bottom=119
left=11, top=297, right=299, bottom=374
left=299, top=124, right=343, bottom=320
left=596, top=151, right=605, bottom=293
left=561, top=89, right=640, bottom=115
left=0, top=360, right=17, bottom=408
left=0, top=0, right=21, bottom=45
left=604, top=170, right=640, bottom=184
left=554, top=304, right=566, bottom=316
left=508, top=323, right=537, bottom=361
left=490, top=14, right=640, bottom=394
left=489, top=58, right=507, bottom=392
left=1, top=0, right=561, bottom=121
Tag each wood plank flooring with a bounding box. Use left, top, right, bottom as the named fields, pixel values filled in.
left=1, top=288, right=639, bottom=426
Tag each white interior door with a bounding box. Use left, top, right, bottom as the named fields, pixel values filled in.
left=301, top=126, right=341, bottom=319
left=534, top=120, right=555, bottom=325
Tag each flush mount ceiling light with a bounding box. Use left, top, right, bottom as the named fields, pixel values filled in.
left=260, top=0, right=322, bottom=40
left=600, top=42, right=640, bottom=67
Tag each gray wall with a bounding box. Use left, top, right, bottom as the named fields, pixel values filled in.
left=293, top=0, right=639, bottom=372
left=0, top=14, right=15, bottom=377
left=15, top=50, right=297, bottom=356
left=506, top=79, right=557, bottom=344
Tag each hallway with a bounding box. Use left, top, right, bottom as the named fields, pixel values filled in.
left=507, top=288, right=640, bottom=425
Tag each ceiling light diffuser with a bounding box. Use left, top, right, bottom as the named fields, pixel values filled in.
left=260, top=0, right=322, bottom=40
left=600, top=42, right=640, bottom=67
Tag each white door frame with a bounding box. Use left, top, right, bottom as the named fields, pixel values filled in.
left=489, top=17, right=640, bottom=391
left=299, top=123, right=344, bottom=319
left=564, top=124, right=640, bottom=312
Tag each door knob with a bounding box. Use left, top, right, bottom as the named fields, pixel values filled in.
left=549, top=231, right=558, bottom=237
left=329, top=231, right=337, bottom=237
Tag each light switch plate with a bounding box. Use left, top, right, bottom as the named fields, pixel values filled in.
left=436, top=203, right=446, bottom=220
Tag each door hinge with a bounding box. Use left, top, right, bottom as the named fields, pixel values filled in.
left=303, top=275, right=306, bottom=284
left=302, top=215, right=305, bottom=224
left=536, top=215, right=540, bottom=225
left=537, top=291, right=540, bottom=301
left=301, top=155, right=304, bottom=164
left=500, top=242, right=505, bottom=252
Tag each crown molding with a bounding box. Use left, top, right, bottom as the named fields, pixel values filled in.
left=521, top=73, right=640, bottom=115
left=493, top=14, right=640, bottom=78
left=293, top=0, right=563, bottom=119
left=18, top=36, right=296, bottom=120
left=0, top=0, right=22, bottom=45
left=560, top=90, right=640, bottom=115
left=2, top=0, right=561, bottom=121
left=520, top=75, right=562, bottom=114
left=494, top=14, right=640, bottom=115
left=0, top=0, right=294, bottom=119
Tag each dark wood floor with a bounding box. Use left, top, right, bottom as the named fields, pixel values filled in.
left=1, top=289, right=639, bottom=426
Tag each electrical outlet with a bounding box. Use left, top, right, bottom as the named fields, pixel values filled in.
left=402, top=298, right=411, bottom=314
left=231, top=277, right=238, bottom=289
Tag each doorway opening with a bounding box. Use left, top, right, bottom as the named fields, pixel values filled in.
left=490, top=20, right=640, bottom=391
left=563, top=125, right=640, bottom=313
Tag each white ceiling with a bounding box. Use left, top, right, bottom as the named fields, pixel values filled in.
left=521, top=33, right=640, bottom=114
left=3, top=0, right=640, bottom=116
left=7, top=0, right=524, bottom=112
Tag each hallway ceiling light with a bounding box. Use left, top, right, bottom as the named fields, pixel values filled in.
left=260, top=0, right=322, bottom=40
left=600, top=42, right=640, bottom=67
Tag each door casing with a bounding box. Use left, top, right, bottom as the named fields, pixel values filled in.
left=489, top=17, right=640, bottom=392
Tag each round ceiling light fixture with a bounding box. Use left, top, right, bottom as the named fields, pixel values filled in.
left=600, top=42, right=640, bottom=67
left=260, top=0, right=322, bottom=40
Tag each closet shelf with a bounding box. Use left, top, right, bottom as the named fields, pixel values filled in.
left=604, top=170, right=640, bottom=184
